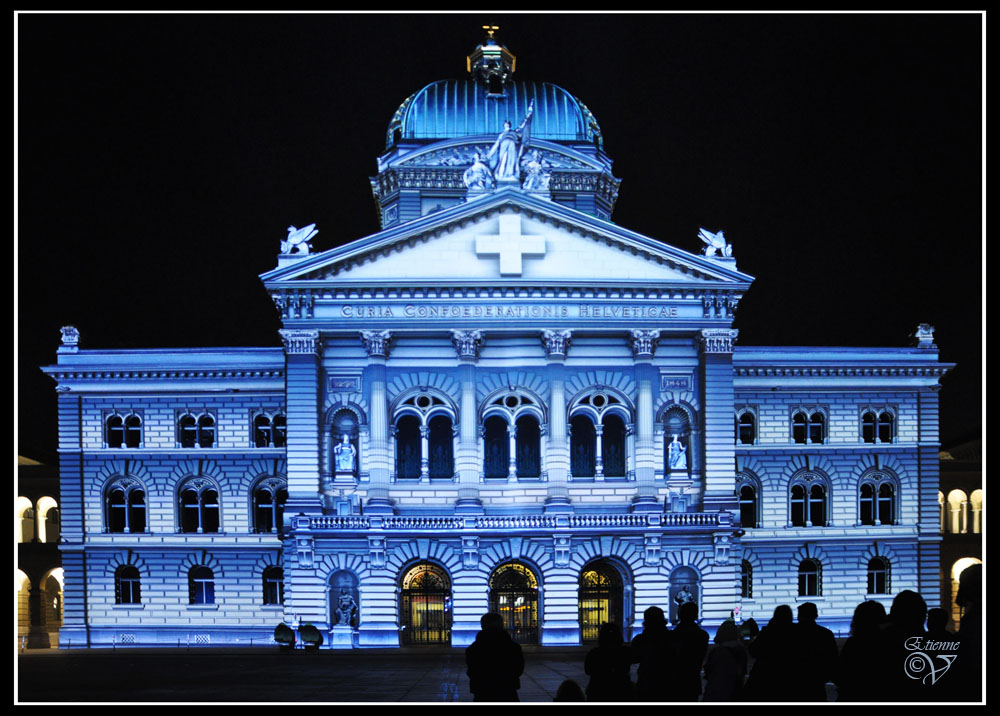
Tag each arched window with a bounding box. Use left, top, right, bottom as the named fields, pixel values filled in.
left=736, top=408, right=756, bottom=445
left=178, top=412, right=216, bottom=448
left=428, top=414, right=455, bottom=479
left=511, top=415, right=539, bottom=478
left=970, top=490, right=982, bottom=534
left=601, top=414, right=627, bottom=478
left=867, top=557, right=890, bottom=595
left=253, top=414, right=273, bottom=448
left=262, top=566, right=283, bottom=606
left=272, top=413, right=287, bottom=447
left=790, top=474, right=828, bottom=527
left=16, top=497, right=34, bottom=543
left=738, top=482, right=758, bottom=529
left=792, top=409, right=826, bottom=444
left=862, top=409, right=895, bottom=444
left=178, top=478, right=220, bottom=533
left=188, top=566, right=215, bottom=605
left=115, top=565, right=142, bottom=605
left=741, top=560, right=753, bottom=599
left=395, top=414, right=422, bottom=479
left=105, top=479, right=146, bottom=534
left=400, top=563, right=452, bottom=645
left=570, top=414, right=596, bottom=477
left=579, top=561, right=624, bottom=642
left=483, top=415, right=510, bottom=479
left=947, top=489, right=968, bottom=534
left=252, top=478, right=288, bottom=534
left=107, top=412, right=143, bottom=448
left=489, top=562, right=540, bottom=644
left=41, top=501, right=60, bottom=543
left=798, top=559, right=821, bottom=597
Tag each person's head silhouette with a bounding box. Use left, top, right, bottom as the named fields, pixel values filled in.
left=480, top=612, right=505, bottom=632
left=797, top=602, right=819, bottom=623
left=643, top=606, right=666, bottom=630
left=678, top=601, right=698, bottom=624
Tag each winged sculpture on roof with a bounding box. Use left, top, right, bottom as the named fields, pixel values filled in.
left=698, top=228, right=733, bottom=258
left=282, top=224, right=318, bottom=255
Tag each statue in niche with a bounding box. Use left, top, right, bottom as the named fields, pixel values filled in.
left=281, top=223, right=318, bottom=255
left=674, top=585, right=695, bottom=607
left=463, top=151, right=495, bottom=192
left=487, top=100, right=534, bottom=181
left=668, top=434, right=688, bottom=471
left=335, top=588, right=358, bottom=626
left=520, top=149, right=552, bottom=192
left=334, top=434, right=357, bottom=472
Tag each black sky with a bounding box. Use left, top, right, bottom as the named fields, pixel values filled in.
left=16, top=12, right=983, bottom=464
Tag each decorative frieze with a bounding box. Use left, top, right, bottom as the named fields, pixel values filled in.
left=451, top=330, right=485, bottom=359
left=272, top=291, right=316, bottom=319
left=279, top=329, right=320, bottom=355
left=699, top=328, right=739, bottom=354
left=629, top=329, right=660, bottom=357
left=541, top=329, right=572, bottom=357
left=360, top=330, right=393, bottom=358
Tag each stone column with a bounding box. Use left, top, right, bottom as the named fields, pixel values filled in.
left=630, top=330, right=660, bottom=512
left=452, top=331, right=485, bottom=514
left=361, top=330, right=394, bottom=515
left=594, top=424, right=605, bottom=478
left=699, top=328, right=740, bottom=513
left=507, top=423, right=518, bottom=479
left=542, top=330, right=572, bottom=513
left=419, top=425, right=430, bottom=482
left=280, top=329, right=322, bottom=509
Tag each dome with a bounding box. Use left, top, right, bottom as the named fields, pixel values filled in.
left=386, top=79, right=604, bottom=149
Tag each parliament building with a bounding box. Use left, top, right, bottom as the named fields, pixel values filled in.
left=41, top=33, right=953, bottom=649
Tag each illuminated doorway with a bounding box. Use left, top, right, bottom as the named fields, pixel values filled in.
left=489, top=562, right=540, bottom=644
left=579, top=561, right=623, bottom=643
left=400, top=563, right=452, bottom=645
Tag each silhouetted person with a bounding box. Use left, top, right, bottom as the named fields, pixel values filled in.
left=554, top=679, right=586, bottom=702
left=740, top=617, right=759, bottom=644
left=628, top=606, right=674, bottom=701
left=879, top=590, right=929, bottom=702
left=955, top=564, right=982, bottom=702
left=793, top=602, right=837, bottom=701
left=835, top=599, right=887, bottom=702
left=922, top=606, right=960, bottom=701
left=671, top=601, right=709, bottom=701
left=744, top=605, right=797, bottom=701
left=584, top=622, right=634, bottom=702
left=465, top=612, right=524, bottom=702
left=925, top=607, right=954, bottom=642
left=702, top=620, right=748, bottom=702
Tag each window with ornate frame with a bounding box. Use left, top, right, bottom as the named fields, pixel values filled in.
left=735, top=407, right=757, bottom=445
left=569, top=388, right=632, bottom=480
left=252, top=411, right=287, bottom=448
left=789, top=472, right=829, bottom=527
left=481, top=388, right=545, bottom=480
left=859, top=470, right=899, bottom=526
left=791, top=408, right=826, bottom=444
left=105, top=477, right=147, bottom=533
left=736, top=474, right=760, bottom=529
left=178, top=477, right=221, bottom=533
left=178, top=411, right=216, bottom=448
left=252, top=477, right=288, bottom=534
left=105, top=411, right=143, bottom=449
left=861, top=408, right=896, bottom=444
left=392, top=389, right=456, bottom=481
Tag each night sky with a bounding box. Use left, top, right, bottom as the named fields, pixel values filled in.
left=16, top=12, right=983, bottom=465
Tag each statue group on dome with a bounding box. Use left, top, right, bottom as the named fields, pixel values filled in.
left=463, top=100, right=550, bottom=195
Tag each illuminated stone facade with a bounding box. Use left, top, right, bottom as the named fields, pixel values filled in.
left=42, top=34, right=952, bottom=648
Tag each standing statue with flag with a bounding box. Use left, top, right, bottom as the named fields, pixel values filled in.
left=488, top=100, right=534, bottom=182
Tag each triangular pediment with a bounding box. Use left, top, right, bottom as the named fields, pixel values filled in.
left=261, top=189, right=754, bottom=289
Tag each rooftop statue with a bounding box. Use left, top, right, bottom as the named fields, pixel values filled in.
left=282, top=224, right=318, bottom=255
left=487, top=100, right=534, bottom=181
left=521, top=149, right=552, bottom=192
left=698, top=228, right=733, bottom=258
left=463, top=150, right=496, bottom=192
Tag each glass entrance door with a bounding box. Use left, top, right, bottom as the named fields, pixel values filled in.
left=400, top=563, right=452, bottom=645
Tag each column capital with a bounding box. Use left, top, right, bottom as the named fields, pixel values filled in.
left=541, top=329, right=572, bottom=358
left=699, top=328, right=739, bottom=354
left=629, top=329, right=660, bottom=358
left=279, top=329, right=320, bottom=355
left=360, top=330, right=393, bottom=358
left=451, top=330, right=485, bottom=360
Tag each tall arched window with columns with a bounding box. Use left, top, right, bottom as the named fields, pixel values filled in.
left=391, top=389, right=457, bottom=481
left=480, top=389, right=546, bottom=480
left=569, top=389, right=632, bottom=479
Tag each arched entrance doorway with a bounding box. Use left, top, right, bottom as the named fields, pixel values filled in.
left=489, top=562, right=540, bottom=644
left=579, top=560, right=624, bottom=643
left=400, top=563, right=452, bottom=645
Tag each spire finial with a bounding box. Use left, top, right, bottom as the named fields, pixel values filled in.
left=483, top=24, right=499, bottom=40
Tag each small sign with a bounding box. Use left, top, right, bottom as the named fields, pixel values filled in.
left=661, top=375, right=691, bottom=391
left=328, top=376, right=360, bottom=392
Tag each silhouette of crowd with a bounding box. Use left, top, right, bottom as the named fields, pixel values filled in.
left=467, top=564, right=981, bottom=703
